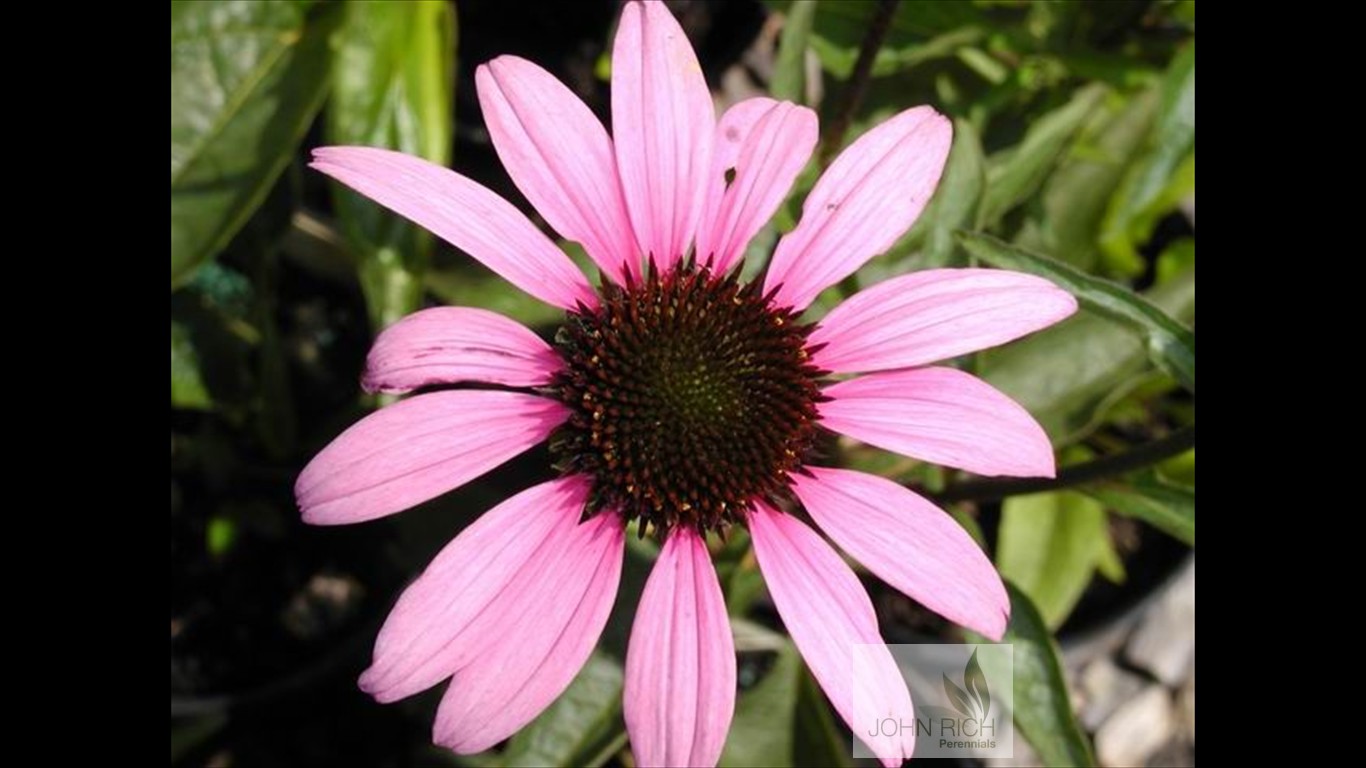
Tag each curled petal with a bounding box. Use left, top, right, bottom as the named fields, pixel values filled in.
left=363, top=307, right=563, bottom=393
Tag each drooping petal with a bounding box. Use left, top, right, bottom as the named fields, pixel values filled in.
left=362, top=307, right=563, bottom=394
left=433, top=511, right=625, bottom=753
left=820, top=367, right=1055, bottom=478
left=749, top=504, right=915, bottom=767
left=477, top=56, right=637, bottom=284
left=695, top=99, right=818, bottom=274
left=611, top=0, right=715, bottom=274
left=809, top=268, right=1078, bottom=373
left=295, top=391, right=568, bottom=525
left=764, top=107, right=952, bottom=311
left=311, top=146, right=596, bottom=309
left=792, top=467, right=1010, bottom=640
left=357, top=476, right=593, bottom=702
left=624, top=528, right=736, bottom=768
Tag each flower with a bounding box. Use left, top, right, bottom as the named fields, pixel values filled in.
left=297, top=1, right=1077, bottom=765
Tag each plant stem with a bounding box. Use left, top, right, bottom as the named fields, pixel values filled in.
left=932, top=425, right=1196, bottom=504
left=818, top=0, right=899, bottom=166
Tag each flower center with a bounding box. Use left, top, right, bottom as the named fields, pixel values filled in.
left=552, top=263, right=825, bottom=534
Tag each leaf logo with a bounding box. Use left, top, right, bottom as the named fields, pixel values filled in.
left=942, top=649, right=991, bottom=720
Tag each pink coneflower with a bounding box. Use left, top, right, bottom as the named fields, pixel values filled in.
left=297, top=2, right=1076, bottom=765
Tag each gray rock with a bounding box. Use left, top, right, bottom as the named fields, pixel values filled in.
left=1147, top=737, right=1195, bottom=767
left=1178, top=672, right=1195, bottom=743
left=1096, top=685, right=1175, bottom=767
left=1126, top=560, right=1196, bottom=686
left=1079, top=658, right=1148, bottom=731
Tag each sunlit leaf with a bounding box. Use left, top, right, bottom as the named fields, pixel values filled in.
left=915, top=118, right=984, bottom=267
left=961, top=233, right=1195, bottom=393
left=1101, top=41, right=1195, bottom=270
left=328, top=0, right=456, bottom=328
left=771, top=0, right=816, bottom=103
left=971, top=585, right=1096, bottom=767
left=170, top=0, right=339, bottom=287
left=1084, top=471, right=1195, bottom=545
left=977, top=84, right=1107, bottom=228
left=980, top=269, right=1193, bottom=443
left=1015, top=88, right=1158, bottom=272
left=997, top=491, right=1108, bottom=627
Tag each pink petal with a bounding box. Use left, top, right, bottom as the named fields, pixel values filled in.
left=820, top=367, right=1056, bottom=478
left=611, top=0, right=715, bottom=274
left=295, top=391, right=568, bottom=525
left=695, top=99, right=818, bottom=275
left=434, top=511, right=625, bottom=753
left=477, top=56, right=637, bottom=285
left=311, top=146, right=596, bottom=310
left=748, top=504, right=914, bottom=767
left=764, top=107, right=952, bottom=311
left=792, top=467, right=1010, bottom=640
left=358, top=476, right=593, bottom=702
left=809, top=268, right=1078, bottom=373
left=624, top=528, right=736, bottom=768
left=362, top=307, right=563, bottom=394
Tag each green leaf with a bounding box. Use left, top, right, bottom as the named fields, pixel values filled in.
left=1101, top=40, right=1195, bottom=270
left=1084, top=471, right=1195, bottom=546
left=720, top=640, right=852, bottom=768
left=170, top=264, right=261, bottom=412
left=730, top=616, right=790, bottom=653
left=715, top=533, right=769, bottom=618
left=171, top=714, right=226, bottom=764
left=1155, top=238, right=1196, bottom=285
left=977, top=84, right=1107, bottom=229
left=770, top=0, right=816, bottom=103
left=980, top=269, right=1193, bottom=443
left=916, top=118, right=985, bottom=267
left=328, top=0, right=456, bottom=329
left=794, top=0, right=986, bottom=78
left=425, top=237, right=593, bottom=330
left=997, top=491, right=1107, bottom=628
left=501, top=652, right=626, bottom=768
left=721, top=645, right=800, bottom=767
left=1015, top=88, right=1159, bottom=273
left=1158, top=448, right=1195, bottom=487
left=982, top=584, right=1096, bottom=767
left=170, top=0, right=339, bottom=287
left=171, top=321, right=212, bottom=409
left=794, top=659, right=854, bottom=768
left=1094, top=530, right=1127, bottom=584
left=961, top=232, right=1195, bottom=393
